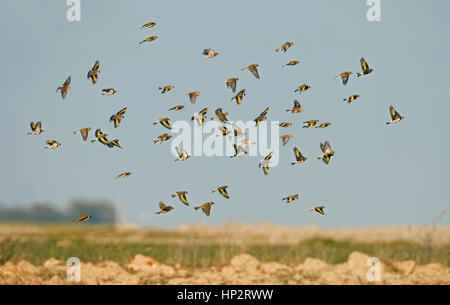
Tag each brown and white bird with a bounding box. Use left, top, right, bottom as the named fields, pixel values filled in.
left=102, top=88, right=117, bottom=95
left=175, top=146, right=190, bottom=161
left=283, top=60, right=299, bottom=67
left=155, top=202, right=174, bottom=214
left=229, top=123, right=246, bottom=139
left=242, top=64, right=260, bottom=79
left=280, top=135, right=293, bottom=146
left=73, top=127, right=92, bottom=141
left=153, top=133, right=172, bottom=144
left=241, top=139, right=256, bottom=147
left=73, top=213, right=91, bottom=223
left=28, top=121, right=44, bottom=135
left=194, top=202, right=215, bottom=216
left=225, top=78, right=239, bottom=93
left=212, top=108, right=229, bottom=123
left=335, top=72, right=352, bottom=85
left=141, top=21, right=156, bottom=29
left=187, top=91, right=200, bottom=104
left=276, top=41, right=294, bottom=52
left=56, top=76, right=71, bottom=100
left=203, top=49, right=219, bottom=58
left=286, top=100, right=303, bottom=113
left=44, top=140, right=61, bottom=149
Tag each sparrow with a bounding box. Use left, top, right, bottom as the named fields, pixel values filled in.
left=194, top=202, right=214, bottom=216
left=28, top=121, right=44, bottom=135
left=295, top=84, right=310, bottom=93
left=139, top=35, right=158, bottom=44
left=276, top=41, right=294, bottom=52
left=316, top=122, right=331, bottom=128
left=283, top=60, right=299, bottom=67
left=153, top=118, right=172, bottom=129
left=73, top=213, right=91, bottom=223
left=343, top=94, right=359, bottom=103
left=212, top=108, right=229, bottom=123
left=56, top=76, right=71, bottom=100
left=231, top=89, right=246, bottom=105
left=225, top=78, right=239, bottom=93
left=292, top=147, right=307, bottom=165
left=335, top=72, right=352, bottom=85
left=259, top=151, right=273, bottom=175
left=254, top=107, right=269, bottom=126
left=231, top=144, right=247, bottom=158
left=110, top=107, right=127, bottom=128
left=318, top=141, right=335, bottom=164
left=203, top=49, right=219, bottom=58
left=282, top=194, right=299, bottom=203
left=386, top=106, right=404, bottom=125
left=102, top=88, right=117, bottom=95
left=44, top=140, right=61, bottom=149
left=303, top=120, right=319, bottom=128
left=153, top=133, right=172, bottom=144
left=175, top=146, right=190, bottom=161
left=73, top=127, right=92, bottom=141
left=212, top=186, right=229, bottom=199
left=280, top=135, right=293, bottom=146
left=117, top=172, right=132, bottom=178
left=286, top=100, right=303, bottom=113
left=191, top=108, right=208, bottom=125
left=309, top=206, right=326, bottom=215
left=155, top=201, right=174, bottom=214
left=171, top=191, right=189, bottom=206
left=87, top=60, right=100, bottom=84
left=356, top=57, right=374, bottom=77
left=141, top=21, right=156, bottom=29
left=159, top=85, right=174, bottom=94
left=242, top=64, right=260, bottom=79
left=187, top=91, right=200, bottom=104
left=169, top=105, right=185, bottom=111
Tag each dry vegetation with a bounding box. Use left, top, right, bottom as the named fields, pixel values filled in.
left=0, top=222, right=449, bottom=284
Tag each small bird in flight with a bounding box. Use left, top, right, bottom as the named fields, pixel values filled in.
left=259, top=151, right=273, bottom=175
left=102, top=88, right=117, bottom=95
left=91, top=129, right=108, bottom=144
left=343, top=94, right=359, bottom=103
left=386, top=106, right=404, bottom=125
left=316, top=122, right=331, bottom=129
left=282, top=194, right=299, bottom=203
left=231, top=89, right=246, bottom=105
left=276, top=41, right=294, bottom=52
left=278, top=122, right=292, bottom=128
left=292, top=147, right=307, bottom=165
left=309, top=206, right=326, bottom=215
left=155, top=202, right=174, bottom=214
left=159, top=85, right=174, bottom=94
left=242, top=139, right=256, bottom=147
left=175, top=146, right=190, bottom=161
left=242, top=64, right=260, bottom=79
left=153, top=118, right=172, bottom=129
left=187, top=91, right=200, bottom=104
left=295, top=84, right=310, bottom=93
left=231, top=144, right=247, bottom=158
left=56, top=76, right=71, bottom=100
left=229, top=123, right=246, bottom=139
left=73, top=127, right=91, bottom=141
left=153, top=133, right=172, bottom=144
left=283, top=60, right=299, bottom=67
left=218, top=126, right=231, bottom=137
left=194, top=202, right=214, bottom=216
left=73, top=213, right=91, bottom=223
left=191, top=108, right=208, bottom=126
left=318, top=141, right=335, bottom=164
left=87, top=60, right=100, bottom=84
left=171, top=191, right=189, bottom=206
left=110, top=107, right=127, bottom=128
left=203, top=49, right=219, bottom=58
left=212, top=185, right=230, bottom=199
left=254, top=107, right=269, bottom=126
left=225, top=78, right=239, bottom=93
left=212, top=108, right=229, bottom=123
left=140, top=35, right=158, bottom=44
left=356, top=57, right=374, bottom=77
left=117, top=172, right=132, bottom=179
left=44, top=140, right=61, bottom=149
left=141, top=21, right=156, bottom=29
left=335, top=72, right=352, bottom=85
left=286, top=100, right=303, bottom=113
left=169, top=105, right=184, bottom=111
left=28, top=121, right=44, bottom=135
left=280, top=135, right=293, bottom=146
left=303, top=120, right=319, bottom=128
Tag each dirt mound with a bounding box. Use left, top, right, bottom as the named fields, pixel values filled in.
left=0, top=252, right=448, bottom=285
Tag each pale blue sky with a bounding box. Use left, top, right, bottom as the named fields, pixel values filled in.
left=1, top=0, right=449, bottom=228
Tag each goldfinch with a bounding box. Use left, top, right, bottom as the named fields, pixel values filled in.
left=102, top=88, right=117, bottom=95
left=159, top=85, right=174, bottom=94
left=231, top=144, right=247, bottom=158
left=87, top=60, right=100, bottom=84
left=175, top=146, right=190, bottom=161
left=303, top=120, right=319, bottom=128
left=191, top=108, right=208, bottom=126
left=316, top=122, right=331, bottom=128
left=356, top=57, right=374, bottom=77
left=254, top=107, right=269, bottom=126
left=44, top=140, right=61, bottom=149
left=309, top=206, right=326, bottom=215
left=231, top=89, right=246, bottom=105
left=259, top=151, right=273, bottom=175
left=295, top=84, right=310, bottom=93
left=116, top=172, right=132, bottom=179
left=153, top=133, right=172, bottom=144
left=110, top=107, right=127, bottom=128
left=318, top=141, right=335, bottom=164
left=212, top=186, right=229, bottom=199
left=386, top=106, right=404, bottom=124
left=292, top=147, right=307, bottom=165
left=282, top=194, right=299, bottom=203
left=28, top=121, right=44, bottom=135
left=203, top=49, right=219, bottom=58
left=153, top=118, right=172, bottom=129
left=171, top=191, right=189, bottom=206
left=343, top=94, right=359, bottom=103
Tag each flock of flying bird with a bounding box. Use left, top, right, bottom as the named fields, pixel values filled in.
left=28, top=21, right=405, bottom=223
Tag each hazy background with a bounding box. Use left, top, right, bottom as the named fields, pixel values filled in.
left=0, top=0, right=449, bottom=228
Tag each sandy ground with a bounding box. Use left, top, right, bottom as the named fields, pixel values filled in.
left=1, top=251, right=449, bottom=285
